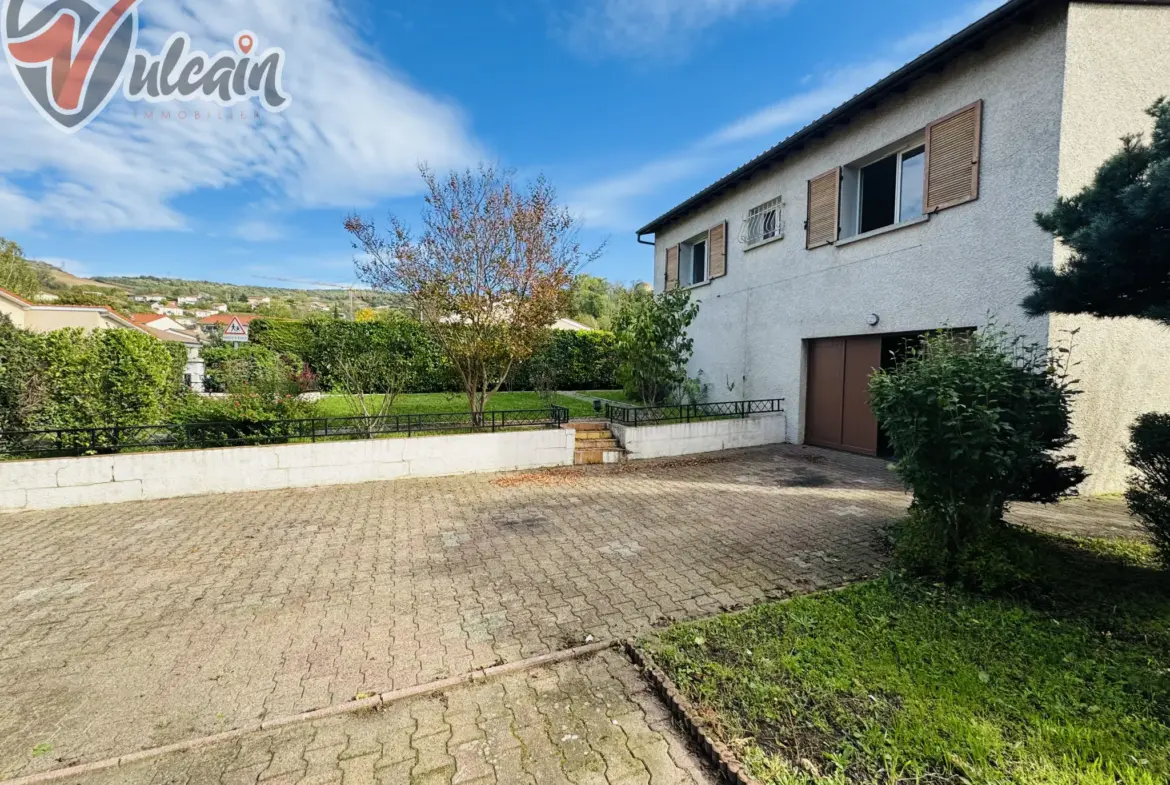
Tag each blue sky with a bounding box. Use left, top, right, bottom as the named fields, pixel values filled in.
left=0, top=0, right=1001, bottom=289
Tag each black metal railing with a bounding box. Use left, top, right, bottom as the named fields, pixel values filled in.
left=0, top=406, right=571, bottom=460
left=605, top=398, right=784, bottom=427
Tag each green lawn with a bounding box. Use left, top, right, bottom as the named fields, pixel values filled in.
left=580, top=389, right=638, bottom=405
left=646, top=533, right=1170, bottom=785
left=313, top=391, right=599, bottom=419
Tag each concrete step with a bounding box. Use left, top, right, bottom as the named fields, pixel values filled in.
left=574, top=448, right=625, bottom=465
left=571, top=421, right=611, bottom=432
left=576, top=438, right=619, bottom=451
left=576, top=429, right=615, bottom=441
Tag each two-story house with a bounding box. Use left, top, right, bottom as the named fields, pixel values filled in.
left=637, top=0, right=1170, bottom=493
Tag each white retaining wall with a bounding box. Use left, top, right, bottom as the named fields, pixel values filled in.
left=610, top=414, right=788, bottom=460
left=0, top=428, right=577, bottom=513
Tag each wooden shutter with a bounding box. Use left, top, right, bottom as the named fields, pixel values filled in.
left=708, top=221, right=727, bottom=279
left=925, top=100, right=982, bottom=213
left=806, top=168, right=840, bottom=249
left=665, top=245, right=680, bottom=291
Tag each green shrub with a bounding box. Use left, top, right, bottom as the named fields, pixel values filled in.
left=202, top=343, right=300, bottom=396
left=250, top=318, right=315, bottom=358
left=0, top=314, right=46, bottom=432
left=613, top=289, right=699, bottom=404
left=511, top=330, right=619, bottom=391
left=869, top=330, right=1085, bottom=588
left=35, top=328, right=180, bottom=432
left=1126, top=413, right=1170, bottom=568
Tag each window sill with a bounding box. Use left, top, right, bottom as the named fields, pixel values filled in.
left=682, top=279, right=712, bottom=291
left=744, top=234, right=784, bottom=252
left=835, top=214, right=929, bottom=248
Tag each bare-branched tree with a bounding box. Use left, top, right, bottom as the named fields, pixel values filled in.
left=346, top=164, right=601, bottom=422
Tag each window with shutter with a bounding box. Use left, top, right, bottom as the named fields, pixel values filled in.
left=925, top=100, right=982, bottom=212
left=806, top=168, right=840, bottom=249
left=665, top=245, right=680, bottom=291
left=708, top=221, right=727, bottom=279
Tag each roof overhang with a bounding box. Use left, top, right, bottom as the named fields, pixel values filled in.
left=635, top=0, right=1168, bottom=238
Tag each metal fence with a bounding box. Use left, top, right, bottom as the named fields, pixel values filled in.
left=0, top=406, right=572, bottom=460
left=605, top=398, right=785, bottom=427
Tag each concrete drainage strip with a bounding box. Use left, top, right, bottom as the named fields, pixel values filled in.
left=1, top=639, right=755, bottom=785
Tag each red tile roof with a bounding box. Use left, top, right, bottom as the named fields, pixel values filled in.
left=197, top=313, right=261, bottom=326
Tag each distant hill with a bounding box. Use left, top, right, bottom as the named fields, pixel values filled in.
left=28, top=260, right=121, bottom=290
left=93, top=275, right=406, bottom=308
left=22, top=263, right=408, bottom=320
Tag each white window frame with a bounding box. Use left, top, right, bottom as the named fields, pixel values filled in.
left=679, top=231, right=710, bottom=288
left=743, top=197, right=783, bottom=249
left=844, top=134, right=926, bottom=239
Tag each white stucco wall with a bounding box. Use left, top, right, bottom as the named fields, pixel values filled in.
left=610, top=414, right=787, bottom=460
left=0, top=428, right=577, bottom=513
left=1048, top=2, right=1170, bottom=494
left=0, top=295, right=26, bottom=328
left=653, top=9, right=1068, bottom=448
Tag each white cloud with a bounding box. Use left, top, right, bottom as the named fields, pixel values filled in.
left=569, top=155, right=711, bottom=228
left=570, top=0, right=1007, bottom=230
left=560, top=0, right=798, bottom=59
left=233, top=219, right=287, bottom=243
left=0, top=0, right=482, bottom=233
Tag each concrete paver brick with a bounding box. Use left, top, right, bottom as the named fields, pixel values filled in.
left=0, top=446, right=911, bottom=781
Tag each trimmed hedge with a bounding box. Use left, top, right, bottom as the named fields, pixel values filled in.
left=510, top=330, right=619, bottom=391
left=0, top=323, right=184, bottom=433
left=250, top=317, right=617, bottom=393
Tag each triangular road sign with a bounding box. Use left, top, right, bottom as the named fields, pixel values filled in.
left=223, top=317, right=249, bottom=342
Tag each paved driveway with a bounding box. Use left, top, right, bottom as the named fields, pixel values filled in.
left=0, top=445, right=906, bottom=779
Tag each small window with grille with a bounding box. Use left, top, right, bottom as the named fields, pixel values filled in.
left=743, top=197, right=782, bottom=248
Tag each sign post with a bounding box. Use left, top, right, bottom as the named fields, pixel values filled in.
left=223, top=317, right=249, bottom=347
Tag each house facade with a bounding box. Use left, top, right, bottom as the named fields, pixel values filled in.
left=637, top=0, right=1170, bottom=493
left=2, top=288, right=206, bottom=392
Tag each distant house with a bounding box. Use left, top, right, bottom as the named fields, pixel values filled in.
left=176, top=296, right=200, bottom=306
left=551, top=318, right=595, bottom=332
left=1, top=286, right=139, bottom=333
left=192, top=309, right=218, bottom=319
left=153, top=302, right=186, bottom=316
left=213, top=303, right=229, bottom=313
left=130, top=313, right=184, bottom=332
left=131, top=294, right=166, bottom=304
left=246, top=296, right=271, bottom=307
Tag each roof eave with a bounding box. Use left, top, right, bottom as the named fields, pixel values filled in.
left=635, top=0, right=1049, bottom=237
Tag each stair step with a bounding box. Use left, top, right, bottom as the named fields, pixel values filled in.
left=572, top=422, right=611, bottom=432
left=574, top=448, right=625, bottom=465
left=576, top=430, right=614, bottom=441
left=576, top=439, right=619, bottom=451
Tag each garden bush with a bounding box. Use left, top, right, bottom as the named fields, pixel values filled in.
left=202, top=343, right=301, bottom=396
left=1126, top=412, right=1170, bottom=568
left=613, top=289, right=699, bottom=404
left=36, top=328, right=181, bottom=431
left=869, top=330, right=1086, bottom=588
left=511, top=330, right=619, bottom=391
left=0, top=315, right=46, bottom=433
left=252, top=315, right=619, bottom=395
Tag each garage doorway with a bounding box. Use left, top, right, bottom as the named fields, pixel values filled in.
left=805, top=336, right=883, bottom=455
left=806, top=330, right=969, bottom=457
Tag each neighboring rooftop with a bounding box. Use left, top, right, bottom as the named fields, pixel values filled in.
left=635, top=0, right=1170, bottom=237
left=197, top=313, right=261, bottom=326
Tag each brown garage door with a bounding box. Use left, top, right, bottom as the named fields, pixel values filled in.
left=806, top=336, right=882, bottom=456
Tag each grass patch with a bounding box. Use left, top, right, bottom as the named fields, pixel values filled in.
left=646, top=532, right=1170, bottom=785
left=313, top=391, right=598, bottom=419
left=580, top=389, right=637, bottom=405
